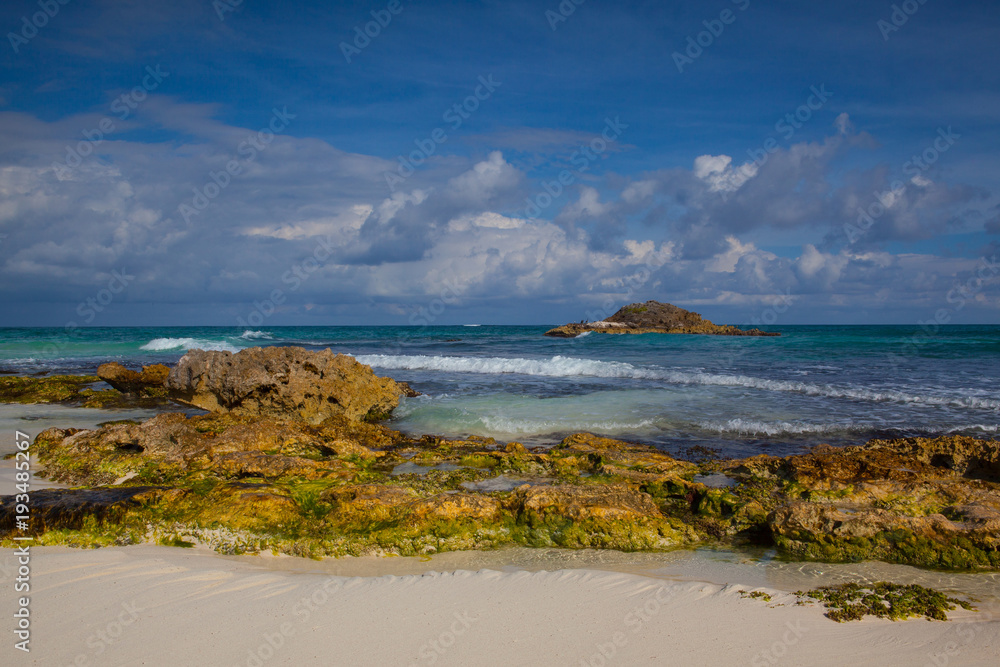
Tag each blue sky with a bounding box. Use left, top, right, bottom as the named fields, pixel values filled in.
left=0, top=0, right=998, bottom=326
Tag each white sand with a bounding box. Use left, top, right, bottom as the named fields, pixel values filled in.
left=2, top=546, right=997, bottom=666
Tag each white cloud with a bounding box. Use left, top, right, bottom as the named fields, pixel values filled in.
left=693, top=154, right=758, bottom=193
left=706, top=236, right=773, bottom=273
left=0, top=100, right=996, bottom=324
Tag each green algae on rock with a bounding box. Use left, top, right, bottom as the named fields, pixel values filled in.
left=733, top=436, right=1000, bottom=569
left=0, top=374, right=167, bottom=408
left=97, top=362, right=171, bottom=397
left=5, top=410, right=998, bottom=569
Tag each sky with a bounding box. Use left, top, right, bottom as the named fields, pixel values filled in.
left=0, top=0, right=998, bottom=327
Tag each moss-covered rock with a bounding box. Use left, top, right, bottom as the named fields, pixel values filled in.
left=4, top=412, right=999, bottom=570
left=97, top=362, right=170, bottom=397
left=0, top=373, right=172, bottom=408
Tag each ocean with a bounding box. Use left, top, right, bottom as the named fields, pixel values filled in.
left=1, top=325, right=998, bottom=459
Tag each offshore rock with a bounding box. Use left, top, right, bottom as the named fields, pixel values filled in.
left=545, top=300, right=779, bottom=338
left=167, top=346, right=406, bottom=424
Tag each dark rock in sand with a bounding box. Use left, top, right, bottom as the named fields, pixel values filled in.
left=0, top=486, right=163, bottom=535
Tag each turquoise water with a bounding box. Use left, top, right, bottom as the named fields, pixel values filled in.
left=1, top=325, right=998, bottom=458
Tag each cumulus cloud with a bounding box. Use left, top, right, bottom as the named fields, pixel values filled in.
left=0, top=102, right=996, bottom=325
left=693, top=154, right=758, bottom=193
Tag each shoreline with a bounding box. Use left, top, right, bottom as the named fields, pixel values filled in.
left=2, top=544, right=997, bottom=666
left=1, top=346, right=999, bottom=664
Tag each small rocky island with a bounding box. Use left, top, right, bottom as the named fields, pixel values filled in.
left=545, top=300, right=780, bottom=338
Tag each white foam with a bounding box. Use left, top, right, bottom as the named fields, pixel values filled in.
left=140, top=337, right=240, bottom=353
left=698, top=419, right=865, bottom=436
left=475, top=414, right=658, bottom=436
left=355, top=353, right=1000, bottom=411
left=240, top=330, right=273, bottom=340
left=701, top=418, right=1000, bottom=437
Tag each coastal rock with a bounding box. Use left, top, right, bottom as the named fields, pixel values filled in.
left=1, top=374, right=96, bottom=403
left=0, top=486, right=163, bottom=535
left=167, top=346, right=406, bottom=424
left=31, top=412, right=366, bottom=486
left=97, top=362, right=170, bottom=396
left=11, top=408, right=1000, bottom=569
left=411, top=493, right=501, bottom=521
left=545, top=300, right=779, bottom=338
left=722, top=435, right=1000, bottom=568
left=511, top=484, right=662, bottom=521
left=554, top=433, right=696, bottom=474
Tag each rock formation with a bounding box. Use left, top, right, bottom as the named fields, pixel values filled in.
left=5, top=404, right=995, bottom=569
left=545, top=301, right=779, bottom=337
left=166, top=346, right=407, bottom=424
left=3, top=353, right=998, bottom=570
left=97, top=362, right=170, bottom=396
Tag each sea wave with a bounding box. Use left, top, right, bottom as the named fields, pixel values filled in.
left=240, top=330, right=274, bottom=340
left=698, top=419, right=868, bottom=436
left=356, top=353, right=1000, bottom=411
left=701, top=418, right=1000, bottom=437
left=140, top=337, right=240, bottom=353
left=475, top=414, right=658, bottom=435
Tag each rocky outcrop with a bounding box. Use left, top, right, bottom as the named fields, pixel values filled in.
left=0, top=375, right=102, bottom=404
left=97, top=362, right=170, bottom=396
left=0, top=374, right=165, bottom=408
left=725, top=435, right=1000, bottom=569
left=545, top=301, right=779, bottom=337
left=167, top=346, right=407, bottom=424
left=512, top=484, right=662, bottom=521
left=5, top=410, right=998, bottom=568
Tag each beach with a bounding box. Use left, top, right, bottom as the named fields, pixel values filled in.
left=5, top=545, right=999, bottom=666
left=2, top=326, right=999, bottom=665
left=5, top=0, right=999, bottom=662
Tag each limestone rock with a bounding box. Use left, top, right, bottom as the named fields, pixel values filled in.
left=97, top=362, right=170, bottom=395
left=31, top=412, right=365, bottom=486
left=511, top=484, right=662, bottom=521
left=167, top=346, right=405, bottom=423
left=0, top=486, right=162, bottom=534
left=411, top=493, right=501, bottom=521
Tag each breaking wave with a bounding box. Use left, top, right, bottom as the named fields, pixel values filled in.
left=356, top=353, right=1000, bottom=411
left=140, top=337, right=240, bottom=353
left=240, top=330, right=274, bottom=340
